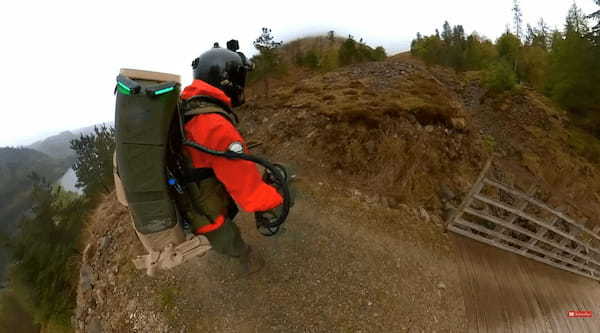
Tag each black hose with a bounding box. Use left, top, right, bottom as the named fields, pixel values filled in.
left=182, top=140, right=291, bottom=236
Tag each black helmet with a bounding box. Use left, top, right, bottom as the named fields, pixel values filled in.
left=192, top=41, right=253, bottom=107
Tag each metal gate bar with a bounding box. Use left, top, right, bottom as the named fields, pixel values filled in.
left=446, top=159, right=600, bottom=281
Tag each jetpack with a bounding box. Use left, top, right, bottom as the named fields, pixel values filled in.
left=113, top=68, right=211, bottom=276
left=113, top=68, right=292, bottom=276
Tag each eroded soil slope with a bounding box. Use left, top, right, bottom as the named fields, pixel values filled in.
left=76, top=54, right=600, bottom=332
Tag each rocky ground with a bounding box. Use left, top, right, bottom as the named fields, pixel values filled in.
left=75, top=53, right=600, bottom=332
left=76, top=181, right=466, bottom=332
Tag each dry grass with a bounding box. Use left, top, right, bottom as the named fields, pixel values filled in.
left=82, top=192, right=128, bottom=245
left=244, top=51, right=600, bottom=224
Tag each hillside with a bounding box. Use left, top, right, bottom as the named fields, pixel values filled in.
left=75, top=51, right=600, bottom=332
left=29, top=131, right=78, bottom=159
left=0, top=147, right=72, bottom=284
left=28, top=122, right=114, bottom=159
left=245, top=52, right=600, bottom=222
left=278, top=35, right=346, bottom=65
left=0, top=147, right=70, bottom=233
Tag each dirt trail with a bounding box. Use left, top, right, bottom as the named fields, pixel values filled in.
left=79, top=174, right=600, bottom=333
left=133, top=177, right=466, bottom=332
left=454, top=235, right=600, bottom=332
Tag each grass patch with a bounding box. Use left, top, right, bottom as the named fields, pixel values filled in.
left=157, top=286, right=180, bottom=323
left=394, top=95, right=429, bottom=111
left=159, top=287, right=178, bottom=311
left=386, top=75, right=461, bottom=125
left=524, top=126, right=546, bottom=139
left=482, top=135, right=497, bottom=153
left=567, top=128, right=600, bottom=164
left=520, top=151, right=542, bottom=173
left=464, top=70, right=485, bottom=82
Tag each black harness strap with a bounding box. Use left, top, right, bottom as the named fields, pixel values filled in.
left=180, top=168, right=215, bottom=184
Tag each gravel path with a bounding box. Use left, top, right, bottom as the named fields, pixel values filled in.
left=147, top=179, right=467, bottom=332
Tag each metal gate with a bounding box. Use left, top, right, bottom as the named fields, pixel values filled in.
left=446, top=160, right=600, bottom=281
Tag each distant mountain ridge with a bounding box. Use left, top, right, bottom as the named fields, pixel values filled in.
left=27, top=122, right=113, bottom=159
left=28, top=131, right=78, bottom=159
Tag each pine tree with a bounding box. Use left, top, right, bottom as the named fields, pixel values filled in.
left=496, top=29, right=522, bottom=74
left=537, top=18, right=550, bottom=49
left=70, top=125, right=115, bottom=196
left=251, top=28, right=284, bottom=97
left=441, top=21, right=453, bottom=44
left=566, top=2, right=590, bottom=35
left=512, top=0, right=524, bottom=40
left=591, top=0, right=600, bottom=35
left=464, top=33, right=497, bottom=70
left=253, top=27, right=283, bottom=51
left=450, top=25, right=467, bottom=69
left=338, top=36, right=358, bottom=66
left=410, top=33, right=444, bottom=66
left=526, top=19, right=551, bottom=50
left=547, top=3, right=596, bottom=111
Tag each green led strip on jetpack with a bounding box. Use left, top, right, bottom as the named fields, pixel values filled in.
left=145, top=82, right=177, bottom=97
left=153, top=86, right=175, bottom=95
left=117, top=82, right=132, bottom=95
left=116, top=75, right=141, bottom=95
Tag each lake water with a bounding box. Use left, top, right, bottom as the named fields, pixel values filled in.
left=57, top=168, right=83, bottom=194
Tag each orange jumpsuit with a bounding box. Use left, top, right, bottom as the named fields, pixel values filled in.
left=180, top=79, right=282, bottom=255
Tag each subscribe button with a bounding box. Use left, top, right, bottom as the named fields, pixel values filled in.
left=568, top=311, right=592, bottom=318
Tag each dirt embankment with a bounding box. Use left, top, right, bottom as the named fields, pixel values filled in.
left=75, top=54, right=600, bottom=332
left=243, top=53, right=600, bottom=225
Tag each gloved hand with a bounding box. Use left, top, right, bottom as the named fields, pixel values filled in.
left=255, top=164, right=296, bottom=236
left=255, top=205, right=283, bottom=227
left=262, top=164, right=296, bottom=208
left=262, top=164, right=286, bottom=186
left=255, top=206, right=283, bottom=236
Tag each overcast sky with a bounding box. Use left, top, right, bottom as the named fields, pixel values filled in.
left=1, top=0, right=596, bottom=147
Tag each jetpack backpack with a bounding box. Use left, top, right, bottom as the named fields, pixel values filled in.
left=113, top=68, right=210, bottom=276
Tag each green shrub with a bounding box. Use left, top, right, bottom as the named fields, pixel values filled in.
left=320, top=48, right=339, bottom=71
left=70, top=125, right=115, bottom=197
left=485, top=60, right=518, bottom=92
left=568, top=128, right=600, bottom=163
left=496, top=31, right=522, bottom=69
left=3, top=123, right=113, bottom=327
left=518, top=46, right=549, bottom=91
left=411, top=34, right=444, bottom=65
left=372, top=46, right=387, bottom=61
left=339, top=37, right=386, bottom=66
left=296, top=49, right=320, bottom=69
left=9, top=183, right=87, bottom=327
left=339, top=37, right=359, bottom=66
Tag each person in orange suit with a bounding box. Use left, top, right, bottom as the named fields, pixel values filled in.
left=179, top=41, right=282, bottom=273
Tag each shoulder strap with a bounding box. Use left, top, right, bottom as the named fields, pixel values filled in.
left=181, top=97, right=238, bottom=125
left=185, top=106, right=238, bottom=125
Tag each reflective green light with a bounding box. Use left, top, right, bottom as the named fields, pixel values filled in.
left=117, top=85, right=131, bottom=95
left=154, top=86, right=175, bottom=95
left=117, top=81, right=131, bottom=92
